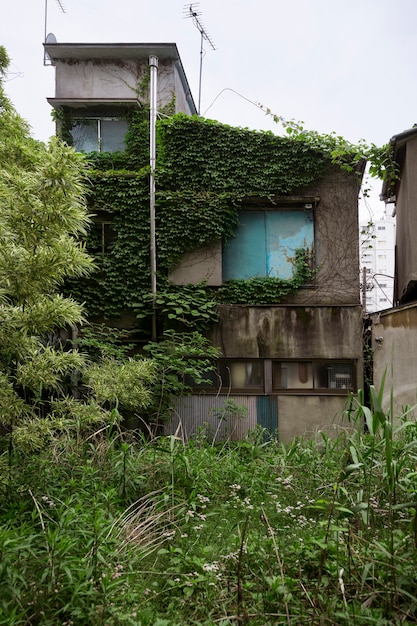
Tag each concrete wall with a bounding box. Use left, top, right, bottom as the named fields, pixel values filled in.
left=169, top=167, right=361, bottom=306
left=167, top=164, right=363, bottom=443
left=277, top=395, right=351, bottom=442
left=371, top=304, right=417, bottom=413
left=167, top=393, right=352, bottom=443
left=167, top=304, right=362, bottom=443
left=394, top=134, right=417, bottom=303
left=210, top=305, right=363, bottom=362
left=53, top=58, right=192, bottom=113
left=173, top=63, right=194, bottom=114
left=168, top=241, right=222, bottom=285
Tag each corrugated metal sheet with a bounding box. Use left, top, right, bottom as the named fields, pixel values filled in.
left=166, top=395, right=257, bottom=442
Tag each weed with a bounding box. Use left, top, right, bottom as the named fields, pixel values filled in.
left=1, top=389, right=417, bottom=624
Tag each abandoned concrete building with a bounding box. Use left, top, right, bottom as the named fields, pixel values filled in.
left=45, top=41, right=365, bottom=442
left=169, top=168, right=364, bottom=442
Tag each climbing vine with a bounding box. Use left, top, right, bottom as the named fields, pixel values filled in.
left=217, top=250, right=314, bottom=305
left=62, top=113, right=373, bottom=331
left=156, top=114, right=331, bottom=194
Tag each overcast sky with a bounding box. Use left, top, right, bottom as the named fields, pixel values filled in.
left=2, top=0, right=417, bottom=218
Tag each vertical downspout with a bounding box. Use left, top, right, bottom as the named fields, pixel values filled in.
left=149, top=55, right=158, bottom=341
left=362, top=266, right=367, bottom=314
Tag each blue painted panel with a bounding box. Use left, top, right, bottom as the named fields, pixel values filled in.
left=256, top=396, right=278, bottom=436
left=223, top=210, right=314, bottom=281
left=266, top=211, right=314, bottom=279
left=223, top=211, right=266, bottom=280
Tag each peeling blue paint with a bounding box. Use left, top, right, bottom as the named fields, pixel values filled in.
left=223, top=210, right=314, bottom=280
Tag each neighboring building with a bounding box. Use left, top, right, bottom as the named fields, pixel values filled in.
left=380, top=127, right=417, bottom=306
left=359, top=212, right=396, bottom=312
left=44, top=41, right=197, bottom=152
left=45, top=42, right=365, bottom=442
left=372, top=127, right=417, bottom=411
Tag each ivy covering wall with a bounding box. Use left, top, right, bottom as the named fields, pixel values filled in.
left=64, top=112, right=335, bottom=328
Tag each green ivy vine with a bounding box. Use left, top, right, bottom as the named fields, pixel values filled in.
left=156, top=114, right=331, bottom=194
left=217, top=250, right=314, bottom=305
left=61, top=113, right=366, bottom=330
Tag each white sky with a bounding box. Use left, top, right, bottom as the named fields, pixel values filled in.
left=2, top=0, right=417, bottom=219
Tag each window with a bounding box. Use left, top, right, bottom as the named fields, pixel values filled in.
left=89, top=220, right=117, bottom=255
left=223, top=209, right=314, bottom=280
left=70, top=118, right=129, bottom=152
left=273, top=361, right=354, bottom=391
left=219, top=360, right=264, bottom=390
left=184, top=359, right=264, bottom=393
left=377, top=226, right=386, bottom=230
left=186, top=359, right=354, bottom=394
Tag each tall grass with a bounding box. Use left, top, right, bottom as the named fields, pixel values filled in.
left=1, top=387, right=417, bottom=625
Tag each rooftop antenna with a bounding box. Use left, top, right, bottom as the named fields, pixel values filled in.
left=44, top=0, right=66, bottom=65
left=183, top=3, right=216, bottom=115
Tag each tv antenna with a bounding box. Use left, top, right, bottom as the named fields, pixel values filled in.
left=183, top=3, right=216, bottom=115
left=44, top=0, right=66, bottom=65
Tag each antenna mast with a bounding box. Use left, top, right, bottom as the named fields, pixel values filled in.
left=183, top=3, right=216, bottom=115
left=44, top=0, right=66, bottom=64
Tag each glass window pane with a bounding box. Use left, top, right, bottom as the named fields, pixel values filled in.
left=184, top=369, right=219, bottom=389
left=89, top=222, right=117, bottom=254
left=100, top=120, right=129, bottom=152
left=314, top=363, right=353, bottom=389
left=219, top=361, right=263, bottom=389
left=265, top=211, right=314, bottom=279
left=273, top=361, right=354, bottom=391
left=223, top=210, right=314, bottom=281
left=70, top=120, right=99, bottom=152
left=223, top=212, right=266, bottom=280
left=273, top=362, right=313, bottom=389
left=100, top=222, right=117, bottom=253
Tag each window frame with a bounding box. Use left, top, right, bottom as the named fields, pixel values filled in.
left=272, top=360, right=356, bottom=394
left=185, top=358, right=356, bottom=396
left=70, top=116, right=129, bottom=153
left=222, top=203, right=316, bottom=282
left=88, top=214, right=118, bottom=255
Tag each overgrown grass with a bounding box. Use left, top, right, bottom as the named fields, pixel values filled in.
left=1, top=387, right=417, bottom=625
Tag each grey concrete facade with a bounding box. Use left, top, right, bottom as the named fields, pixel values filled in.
left=171, top=167, right=364, bottom=442
left=44, top=42, right=197, bottom=116
left=170, top=167, right=362, bottom=306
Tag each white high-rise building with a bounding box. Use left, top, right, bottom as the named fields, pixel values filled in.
left=359, top=211, right=396, bottom=313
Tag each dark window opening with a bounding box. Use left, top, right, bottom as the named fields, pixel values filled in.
left=89, top=221, right=117, bottom=255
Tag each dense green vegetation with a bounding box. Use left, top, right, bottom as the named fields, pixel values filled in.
left=64, top=112, right=346, bottom=322
left=2, top=387, right=417, bottom=625
left=0, top=49, right=218, bottom=450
